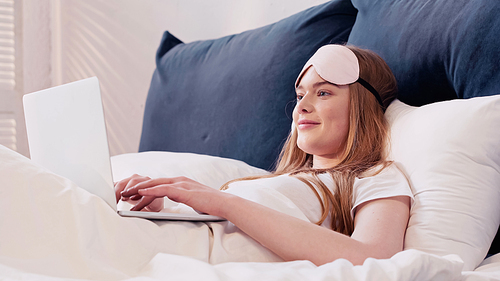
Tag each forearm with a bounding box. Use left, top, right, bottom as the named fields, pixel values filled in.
left=216, top=194, right=381, bottom=266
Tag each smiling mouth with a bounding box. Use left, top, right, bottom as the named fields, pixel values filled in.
left=297, top=120, right=320, bottom=129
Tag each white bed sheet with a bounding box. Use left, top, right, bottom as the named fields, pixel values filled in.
left=1, top=146, right=499, bottom=281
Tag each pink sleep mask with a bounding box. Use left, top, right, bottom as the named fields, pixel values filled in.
left=295, top=45, right=384, bottom=108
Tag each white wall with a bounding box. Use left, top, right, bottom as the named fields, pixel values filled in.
left=23, top=0, right=330, bottom=156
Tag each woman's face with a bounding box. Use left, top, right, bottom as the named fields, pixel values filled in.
left=293, top=67, right=350, bottom=168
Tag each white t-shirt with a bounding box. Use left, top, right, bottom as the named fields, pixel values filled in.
left=224, top=163, right=413, bottom=229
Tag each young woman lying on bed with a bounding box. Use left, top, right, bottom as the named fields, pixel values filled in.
left=116, top=44, right=413, bottom=266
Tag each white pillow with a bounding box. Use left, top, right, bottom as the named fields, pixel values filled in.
left=111, top=151, right=269, bottom=187
left=385, top=96, right=500, bottom=271
left=111, top=151, right=269, bottom=211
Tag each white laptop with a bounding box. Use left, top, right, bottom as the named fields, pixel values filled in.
left=23, top=77, right=225, bottom=221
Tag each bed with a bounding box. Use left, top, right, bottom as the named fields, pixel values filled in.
left=1, top=0, right=500, bottom=280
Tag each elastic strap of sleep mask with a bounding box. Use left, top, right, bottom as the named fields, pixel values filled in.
left=356, top=77, right=384, bottom=108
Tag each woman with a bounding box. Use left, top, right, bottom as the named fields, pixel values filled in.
left=116, top=44, right=413, bottom=266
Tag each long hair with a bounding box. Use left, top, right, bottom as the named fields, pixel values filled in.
left=221, top=45, right=398, bottom=236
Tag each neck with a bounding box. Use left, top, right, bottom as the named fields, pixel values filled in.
left=312, top=155, right=341, bottom=169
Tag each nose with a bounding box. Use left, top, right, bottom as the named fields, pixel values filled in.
left=295, top=93, right=314, bottom=114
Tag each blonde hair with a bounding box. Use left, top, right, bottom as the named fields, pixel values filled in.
left=221, top=45, right=398, bottom=236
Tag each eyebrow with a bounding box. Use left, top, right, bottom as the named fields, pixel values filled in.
left=296, top=81, right=336, bottom=90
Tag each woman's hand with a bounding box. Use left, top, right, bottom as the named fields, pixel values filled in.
left=119, top=175, right=228, bottom=215
left=114, top=174, right=164, bottom=212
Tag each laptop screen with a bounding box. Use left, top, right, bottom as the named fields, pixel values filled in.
left=23, top=77, right=117, bottom=211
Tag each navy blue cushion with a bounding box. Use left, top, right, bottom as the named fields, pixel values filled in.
left=139, top=0, right=357, bottom=170
left=347, top=0, right=500, bottom=106
left=490, top=226, right=500, bottom=256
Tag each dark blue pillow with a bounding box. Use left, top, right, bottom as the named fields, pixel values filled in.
left=347, top=0, right=500, bottom=106
left=139, top=0, right=357, bottom=170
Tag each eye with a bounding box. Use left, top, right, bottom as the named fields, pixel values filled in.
left=296, top=94, right=304, bottom=101
left=318, top=91, right=331, bottom=97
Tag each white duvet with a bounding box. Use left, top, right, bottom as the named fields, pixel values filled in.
left=1, top=146, right=500, bottom=281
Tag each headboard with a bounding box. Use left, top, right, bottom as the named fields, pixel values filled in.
left=139, top=0, right=500, bottom=256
